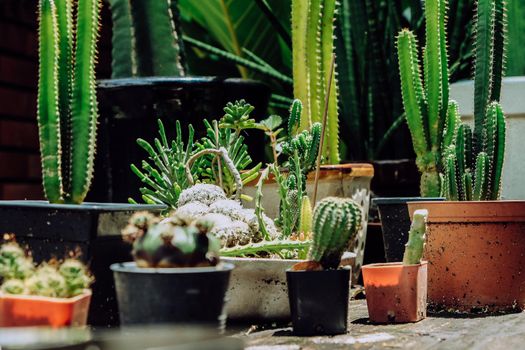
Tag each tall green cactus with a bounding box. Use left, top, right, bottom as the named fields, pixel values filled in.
left=309, top=197, right=362, bottom=270
left=37, top=0, right=101, bottom=204
left=291, top=0, right=340, bottom=164
left=442, top=0, right=507, bottom=201
left=396, top=0, right=449, bottom=197
left=107, top=0, right=185, bottom=78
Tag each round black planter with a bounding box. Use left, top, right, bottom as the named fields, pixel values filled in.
left=374, top=197, right=444, bottom=262
left=92, top=76, right=271, bottom=204
left=286, top=268, right=350, bottom=336
left=111, top=262, right=234, bottom=329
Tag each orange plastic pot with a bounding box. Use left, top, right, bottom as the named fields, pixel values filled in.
left=408, top=201, right=525, bottom=312
left=362, top=262, right=427, bottom=323
left=0, top=290, right=91, bottom=328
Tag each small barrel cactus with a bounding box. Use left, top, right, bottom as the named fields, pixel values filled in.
left=25, top=263, right=67, bottom=298
left=308, top=197, right=363, bottom=270
left=0, top=241, right=35, bottom=280
left=59, top=259, right=93, bottom=297
left=402, top=209, right=428, bottom=265
left=124, top=211, right=221, bottom=268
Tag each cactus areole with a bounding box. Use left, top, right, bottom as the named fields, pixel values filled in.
left=37, top=0, right=102, bottom=204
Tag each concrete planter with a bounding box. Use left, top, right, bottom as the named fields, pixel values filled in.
left=450, top=77, right=525, bottom=199
left=241, top=163, right=373, bottom=277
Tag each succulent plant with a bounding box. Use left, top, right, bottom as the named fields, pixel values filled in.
left=59, top=259, right=93, bottom=298
left=37, top=0, right=102, bottom=204
left=308, top=197, right=362, bottom=270
left=107, top=0, right=185, bottom=78
left=402, top=209, right=428, bottom=265
left=25, top=263, right=67, bottom=298
left=291, top=0, right=340, bottom=164
left=1, top=279, right=25, bottom=295
left=0, top=241, right=35, bottom=281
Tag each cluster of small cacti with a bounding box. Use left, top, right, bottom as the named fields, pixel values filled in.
left=37, top=0, right=102, bottom=204
left=304, top=197, right=362, bottom=270
left=107, top=0, right=185, bottom=78
left=122, top=211, right=221, bottom=268
left=291, top=0, right=340, bottom=164
left=441, top=0, right=507, bottom=201
left=0, top=240, right=92, bottom=298
left=402, top=210, right=428, bottom=265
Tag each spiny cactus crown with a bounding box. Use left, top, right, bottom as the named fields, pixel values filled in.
left=107, top=0, right=185, bottom=78
left=37, top=0, right=102, bottom=204
left=291, top=0, right=340, bottom=164
left=308, top=197, right=362, bottom=270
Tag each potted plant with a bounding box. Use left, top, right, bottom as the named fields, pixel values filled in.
left=94, top=0, right=271, bottom=203
left=111, top=211, right=234, bottom=328
left=408, top=0, right=525, bottom=313
left=375, top=0, right=453, bottom=262
left=287, top=197, right=362, bottom=336
left=0, top=0, right=164, bottom=326
left=0, top=239, right=93, bottom=328
left=362, top=210, right=428, bottom=323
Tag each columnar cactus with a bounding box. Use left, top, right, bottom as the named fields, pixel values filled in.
left=308, top=197, right=362, bottom=269
left=442, top=0, right=507, bottom=201
left=107, top=0, right=185, bottom=78
left=396, top=0, right=450, bottom=197
left=38, top=0, right=101, bottom=204
left=402, top=209, right=428, bottom=265
left=291, top=0, right=340, bottom=164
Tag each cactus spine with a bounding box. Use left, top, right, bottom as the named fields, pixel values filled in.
left=291, top=0, right=340, bottom=164
left=402, top=209, right=428, bottom=265
left=309, top=197, right=362, bottom=269
left=396, top=0, right=449, bottom=197
left=38, top=0, right=101, bottom=204
left=107, top=0, right=185, bottom=78
left=442, top=0, right=507, bottom=201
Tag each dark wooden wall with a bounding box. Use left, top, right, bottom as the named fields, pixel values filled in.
left=0, top=0, right=112, bottom=200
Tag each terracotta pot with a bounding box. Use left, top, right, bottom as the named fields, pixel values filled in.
left=0, top=290, right=91, bottom=328
left=408, top=201, right=525, bottom=312
left=242, top=163, right=374, bottom=278
left=362, top=262, right=427, bottom=323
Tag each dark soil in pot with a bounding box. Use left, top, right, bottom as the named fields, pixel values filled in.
left=374, top=197, right=443, bottom=262
left=111, top=262, right=234, bottom=330
left=286, top=268, right=350, bottom=336
left=91, top=77, right=270, bottom=204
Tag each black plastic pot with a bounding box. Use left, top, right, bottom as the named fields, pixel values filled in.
left=286, top=268, right=351, bottom=335
left=374, top=197, right=444, bottom=262
left=111, top=262, right=234, bottom=329
left=0, top=200, right=164, bottom=327
left=92, top=76, right=271, bottom=204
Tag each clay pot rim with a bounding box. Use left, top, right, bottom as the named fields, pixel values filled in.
left=408, top=200, right=525, bottom=222
left=286, top=266, right=352, bottom=274
left=110, top=261, right=235, bottom=274
left=222, top=256, right=303, bottom=263
left=374, top=197, right=443, bottom=205
left=0, top=290, right=91, bottom=303
left=362, top=261, right=428, bottom=270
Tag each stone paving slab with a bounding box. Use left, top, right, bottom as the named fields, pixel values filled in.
left=239, top=300, right=525, bottom=350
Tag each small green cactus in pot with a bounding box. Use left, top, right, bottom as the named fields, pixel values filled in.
left=403, top=209, right=428, bottom=265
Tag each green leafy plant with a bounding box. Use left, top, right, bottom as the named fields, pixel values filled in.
left=396, top=0, right=451, bottom=197
left=107, top=0, right=185, bottom=78
left=442, top=0, right=507, bottom=201
left=402, top=209, right=428, bottom=265
left=37, top=0, right=102, bottom=204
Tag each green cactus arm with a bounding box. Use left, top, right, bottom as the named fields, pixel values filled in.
left=423, top=0, right=442, bottom=151
left=484, top=102, right=498, bottom=196
left=306, top=122, right=322, bottom=170
left=220, top=239, right=312, bottom=257
left=255, top=166, right=272, bottom=241
left=397, top=30, right=429, bottom=163
left=463, top=170, right=473, bottom=201
left=490, top=0, right=507, bottom=102
left=107, top=0, right=135, bottom=78
left=402, top=209, right=428, bottom=265
left=291, top=0, right=310, bottom=130
left=299, top=195, right=313, bottom=234
left=473, top=152, right=489, bottom=200
left=490, top=103, right=506, bottom=199
left=445, top=153, right=459, bottom=201
left=438, top=0, right=450, bottom=151
left=473, top=0, right=496, bottom=151
left=442, top=101, right=460, bottom=151
left=129, top=0, right=184, bottom=77
left=306, top=0, right=323, bottom=125
left=455, top=124, right=470, bottom=184
left=321, top=0, right=340, bottom=164
left=37, top=0, right=62, bottom=203
left=288, top=99, right=302, bottom=137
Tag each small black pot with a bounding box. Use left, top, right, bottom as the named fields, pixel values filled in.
left=111, top=262, right=234, bottom=330
left=286, top=268, right=350, bottom=336
left=374, top=197, right=444, bottom=262
left=0, top=200, right=164, bottom=327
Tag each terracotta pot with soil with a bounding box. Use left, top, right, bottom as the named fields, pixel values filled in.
left=408, top=201, right=525, bottom=312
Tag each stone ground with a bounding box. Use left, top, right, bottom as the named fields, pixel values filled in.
left=236, top=300, right=525, bottom=350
